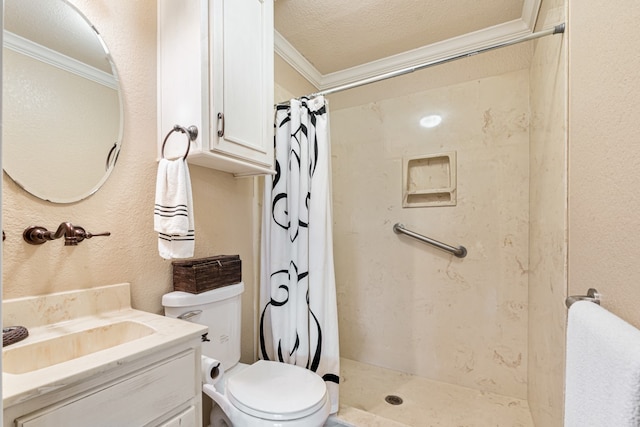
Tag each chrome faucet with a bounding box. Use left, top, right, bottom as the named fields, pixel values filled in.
left=23, top=223, right=110, bottom=246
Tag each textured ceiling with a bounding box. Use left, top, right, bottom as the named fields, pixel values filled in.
left=275, top=0, right=525, bottom=74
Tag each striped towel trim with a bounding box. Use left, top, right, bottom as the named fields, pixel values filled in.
left=158, top=230, right=195, bottom=242
left=154, top=204, right=189, bottom=217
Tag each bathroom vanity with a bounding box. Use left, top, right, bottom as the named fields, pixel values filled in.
left=2, top=284, right=207, bottom=427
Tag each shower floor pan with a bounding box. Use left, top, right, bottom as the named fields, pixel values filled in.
left=327, top=358, right=534, bottom=427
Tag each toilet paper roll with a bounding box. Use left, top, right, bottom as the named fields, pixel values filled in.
left=201, top=355, right=224, bottom=385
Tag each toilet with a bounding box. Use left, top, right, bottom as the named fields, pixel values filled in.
left=162, top=282, right=331, bottom=427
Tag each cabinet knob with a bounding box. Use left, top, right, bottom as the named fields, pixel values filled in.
left=217, top=112, right=225, bottom=137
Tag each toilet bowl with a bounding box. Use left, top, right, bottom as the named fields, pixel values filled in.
left=162, top=282, right=331, bottom=427
left=204, top=360, right=330, bottom=427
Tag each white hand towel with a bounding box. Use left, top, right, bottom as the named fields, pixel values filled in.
left=565, top=301, right=640, bottom=427
left=154, top=158, right=195, bottom=259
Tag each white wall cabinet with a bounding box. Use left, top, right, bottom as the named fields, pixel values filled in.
left=158, top=0, right=275, bottom=177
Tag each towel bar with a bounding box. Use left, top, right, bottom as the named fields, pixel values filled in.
left=566, top=288, right=601, bottom=308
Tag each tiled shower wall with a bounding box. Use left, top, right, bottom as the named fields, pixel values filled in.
left=329, top=69, right=531, bottom=399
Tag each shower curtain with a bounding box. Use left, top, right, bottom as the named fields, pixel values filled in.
left=259, top=96, right=340, bottom=413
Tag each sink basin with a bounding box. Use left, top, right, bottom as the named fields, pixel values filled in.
left=3, top=320, right=155, bottom=374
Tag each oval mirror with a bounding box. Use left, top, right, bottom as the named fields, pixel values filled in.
left=3, top=0, right=122, bottom=203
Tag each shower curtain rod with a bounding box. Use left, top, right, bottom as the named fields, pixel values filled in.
left=277, top=23, right=565, bottom=105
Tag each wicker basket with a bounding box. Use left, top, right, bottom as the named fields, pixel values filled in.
left=3, top=326, right=29, bottom=346
left=172, top=255, right=241, bottom=294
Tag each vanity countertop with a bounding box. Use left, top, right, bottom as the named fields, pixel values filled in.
left=2, top=283, right=207, bottom=407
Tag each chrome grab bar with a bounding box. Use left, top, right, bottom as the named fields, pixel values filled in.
left=393, top=223, right=467, bottom=258
left=566, top=288, right=601, bottom=308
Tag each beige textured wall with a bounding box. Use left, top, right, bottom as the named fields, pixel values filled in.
left=330, top=68, right=531, bottom=399
left=568, top=2, right=640, bottom=325
left=274, top=55, right=316, bottom=103
left=2, top=0, right=257, bottom=363
left=527, top=0, right=568, bottom=426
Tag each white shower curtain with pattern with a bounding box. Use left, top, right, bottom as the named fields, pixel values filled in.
left=259, top=96, right=340, bottom=413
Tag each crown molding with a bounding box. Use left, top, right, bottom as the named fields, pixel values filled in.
left=274, top=30, right=322, bottom=89
left=3, top=30, right=118, bottom=90
left=318, top=19, right=530, bottom=91
left=274, top=1, right=542, bottom=92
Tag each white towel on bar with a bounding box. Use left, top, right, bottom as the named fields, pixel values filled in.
left=154, top=158, right=194, bottom=259
left=565, top=300, right=640, bottom=427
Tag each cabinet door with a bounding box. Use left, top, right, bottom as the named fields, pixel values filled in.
left=209, top=0, right=274, bottom=167
left=158, top=405, right=198, bottom=427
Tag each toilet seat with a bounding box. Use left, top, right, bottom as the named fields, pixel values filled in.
left=226, top=360, right=328, bottom=421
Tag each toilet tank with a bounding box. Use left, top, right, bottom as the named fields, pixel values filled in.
left=162, top=282, right=244, bottom=370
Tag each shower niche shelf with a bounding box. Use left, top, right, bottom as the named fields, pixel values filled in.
left=402, top=152, right=457, bottom=208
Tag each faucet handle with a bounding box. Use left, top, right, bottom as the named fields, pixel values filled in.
left=23, top=226, right=50, bottom=245
left=74, top=227, right=111, bottom=243
left=87, top=232, right=111, bottom=238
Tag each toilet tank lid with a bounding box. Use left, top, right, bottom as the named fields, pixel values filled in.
left=162, top=282, right=244, bottom=307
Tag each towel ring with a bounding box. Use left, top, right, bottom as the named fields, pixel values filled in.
left=161, top=125, right=198, bottom=160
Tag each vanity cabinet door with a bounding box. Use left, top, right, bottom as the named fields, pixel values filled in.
left=158, top=405, right=198, bottom=427
left=15, top=351, right=198, bottom=427
left=158, top=0, right=274, bottom=177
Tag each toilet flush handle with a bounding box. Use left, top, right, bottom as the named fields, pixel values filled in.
left=177, top=310, right=202, bottom=321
